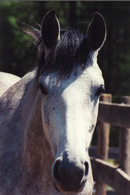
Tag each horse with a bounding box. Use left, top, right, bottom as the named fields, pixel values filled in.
left=0, top=72, right=20, bottom=97
left=0, top=10, right=106, bottom=195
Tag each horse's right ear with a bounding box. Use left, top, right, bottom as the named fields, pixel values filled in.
left=41, top=10, right=60, bottom=49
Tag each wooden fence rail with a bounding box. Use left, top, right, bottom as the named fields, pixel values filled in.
left=98, top=102, right=130, bottom=128
left=91, top=157, right=130, bottom=195
left=91, top=94, right=130, bottom=195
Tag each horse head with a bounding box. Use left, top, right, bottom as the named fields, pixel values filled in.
left=36, top=10, right=106, bottom=194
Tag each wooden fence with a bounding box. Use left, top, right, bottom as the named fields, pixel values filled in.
left=89, top=94, right=130, bottom=195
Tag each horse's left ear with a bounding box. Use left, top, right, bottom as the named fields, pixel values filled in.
left=41, top=10, right=60, bottom=49
left=87, top=13, right=107, bottom=51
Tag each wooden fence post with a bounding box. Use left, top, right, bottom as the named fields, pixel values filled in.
left=96, top=94, right=112, bottom=195
left=119, top=96, right=130, bottom=176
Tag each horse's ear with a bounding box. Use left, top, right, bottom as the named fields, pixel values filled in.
left=87, top=13, right=107, bottom=51
left=41, top=10, right=60, bottom=49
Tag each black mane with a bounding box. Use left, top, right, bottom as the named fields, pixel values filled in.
left=25, top=26, right=91, bottom=80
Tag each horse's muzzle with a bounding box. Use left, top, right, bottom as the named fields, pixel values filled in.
left=52, top=154, right=89, bottom=193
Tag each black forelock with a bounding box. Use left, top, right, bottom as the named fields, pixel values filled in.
left=37, top=29, right=90, bottom=80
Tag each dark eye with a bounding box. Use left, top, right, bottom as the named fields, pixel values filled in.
left=39, top=83, right=48, bottom=95
left=95, top=85, right=105, bottom=96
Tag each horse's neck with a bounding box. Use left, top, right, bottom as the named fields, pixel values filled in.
left=0, top=71, right=54, bottom=193
left=20, top=73, right=54, bottom=193
left=22, top=87, right=54, bottom=174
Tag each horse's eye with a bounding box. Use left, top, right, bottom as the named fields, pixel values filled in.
left=39, top=83, right=48, bottom=95
left=95, top=85, right=105, bottom=96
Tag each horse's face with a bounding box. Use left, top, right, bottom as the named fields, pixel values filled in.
left=38, top=10, right=106, bottom=194
left=40, top=58, right=104, bottom=151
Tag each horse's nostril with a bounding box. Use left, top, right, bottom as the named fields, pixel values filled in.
left=53, top=159, right=61, bottom=181
left=84, top=161, right=89, bottom=176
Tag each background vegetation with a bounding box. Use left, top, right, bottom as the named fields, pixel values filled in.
left=0, top=1, right=130, bottom=147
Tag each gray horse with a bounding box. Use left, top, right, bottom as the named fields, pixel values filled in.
left=0, top=10, right=106, bottom=195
